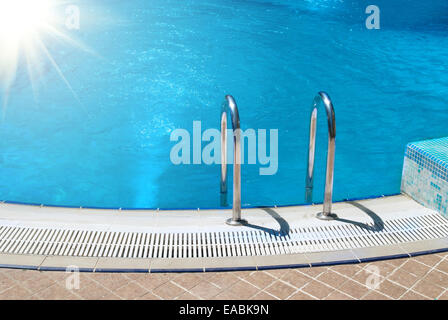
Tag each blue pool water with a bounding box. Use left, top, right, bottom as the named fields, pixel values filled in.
left=1, top=0, right=448, bottom=209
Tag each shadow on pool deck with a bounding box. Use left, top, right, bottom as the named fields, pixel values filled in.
left=236, top=201, right=384, bottom=236
left=334, top=201, right=385, bottom=232
left=240, top=207, right=290, bottom=237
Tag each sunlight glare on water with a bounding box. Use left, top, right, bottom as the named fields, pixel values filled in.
left=0, top=0, right=447, bottom=209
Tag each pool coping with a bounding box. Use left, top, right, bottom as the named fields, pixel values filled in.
left=1, top=194, right=447, bottom=273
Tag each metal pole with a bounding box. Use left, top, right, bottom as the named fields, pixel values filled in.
left=305, top=92, right=337, bottom=220
left=221, top=95, right=246, bottom=226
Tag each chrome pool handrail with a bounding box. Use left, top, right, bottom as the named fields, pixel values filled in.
left=221, top=95, right=246, bottom=226
left=305, top=92, right=337, bottom=220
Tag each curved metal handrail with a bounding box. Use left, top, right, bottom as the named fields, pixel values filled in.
left=221, top=95, right=246, bottom=226
left=305, top=91, right=337, bottom=220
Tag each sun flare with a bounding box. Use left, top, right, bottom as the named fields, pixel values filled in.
left=0, top=0, right=88, bottom=110
left=0, top=0, right=52, bottom=40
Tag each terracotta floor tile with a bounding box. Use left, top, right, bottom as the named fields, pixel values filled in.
left=436, top=252, right=448, bottom=259
left=250, top=292, right=277, bottom=300
left=400, top=260, right=431, bottom=277
left=385, top=258, right=410, bottom=267
left=189, top=281, right=222, bottom=299
left=287, top=290, right=317, bottom=300
left=264, top=269, right=291, bottom=279
left=351, top=270, right=383, bottom=289
left=21, top=276, right=60, bottom=295
left=52, top=274, right=96, bottom=292
left=297, top=267, right=327, bottom=279
left=114, top=281, right=148, bottom=299
left=281, top=270, right=311, bottom=289
left=0, top=251, right=447, bottom=300
left=365, top=261, right=397, bottom=277
left=436, top=290, right=448, bottom=300
left=231, top=271, right=253, bottom=279
left=377, top=280, right=407, bottom=299
left=201, top=273, right=239, bottom=290
left=338, top=280, right=369, bottom=299
left=400, top=290, right=430, bottom=300
left=175, top=291, right=200, bottom=300
left=414, top=254, right=443, bottom=267
left=330, top=264, right=362, bottom=277
left=0, top=273, right=17, bottom=294
left=137, top=292, right=162, bottom=300
left=361, top=290, right=391, bottom=300
left=88, top=273, right=131, bottom=291
left=264, top=281, right=296, bottom=299
left=100, top=292, right=122, bottom=300
left=44, top=271, right=77, bottom=282
left=5, top=269, right=38, bottom=282
left=76, top=282, right=114, bottom=300
left=172, top=274, right=203, bottom=290
left=227, top=280, right=259, bottom=299
left=35, top=283, right=80, bottom=300
left=317, top=270, right=350, bottom=289
left=324, top=290, right=355, bottom=300
left=244, top=272, right=276, bottom=290
left=436, top=260, right=448, bottom=273
left=387, top=269, right=419, bottom=288
left=123, top=273, right=145, bottom=281
left=412, top=280, right=444, bottom=299
left=152, top=281, right=186, bottom=300
left=126, top=273, right=172, bottom=291
left=423, top=270, right=448, bottom=288
left=301, top=280, right=334, bottom=299
left=0, top=285, right=32, bottom=300
left=211, top=290, right=240, bottom=300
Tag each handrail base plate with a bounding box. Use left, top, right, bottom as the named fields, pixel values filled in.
left=226, top=218, right=248, bottom=226
left=316, top=212, right=338, bottom=221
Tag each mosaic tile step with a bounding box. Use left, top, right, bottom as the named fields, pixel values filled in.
left=402, top=137, right=448, bottom=216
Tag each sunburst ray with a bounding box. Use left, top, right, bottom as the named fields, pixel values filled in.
left=0, top=0, right=93, bottom=114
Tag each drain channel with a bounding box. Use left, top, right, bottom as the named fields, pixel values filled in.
left=0, top=213, right=447, bottom=259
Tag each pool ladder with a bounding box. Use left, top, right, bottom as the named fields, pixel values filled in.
left=220, top=95, right=246, bottom=226
left=305, top=92, right=337, bottom=220
left=220, top=92, right=337, bottom=226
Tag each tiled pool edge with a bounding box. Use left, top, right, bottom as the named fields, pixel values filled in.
left=1, top=238, right=448, bottom=273
left=402, top=137, right=448, bottom=217
left=0, top=194, right=446, bottom=273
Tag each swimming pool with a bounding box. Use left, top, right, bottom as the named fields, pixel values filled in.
left=1, top=0, right=448, bottom=209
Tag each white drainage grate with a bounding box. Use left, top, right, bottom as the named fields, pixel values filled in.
left=0, top=213, right=447, bottom=258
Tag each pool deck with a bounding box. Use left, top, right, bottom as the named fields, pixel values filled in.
left=0, top=194, right=448, bottom=272
left=1, top=251, right=448, bottom=300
